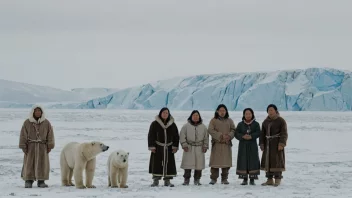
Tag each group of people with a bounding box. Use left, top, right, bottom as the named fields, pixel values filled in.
left=148, top=104, right=288, bottom=187
left=18, top=103, right=287, bottom=189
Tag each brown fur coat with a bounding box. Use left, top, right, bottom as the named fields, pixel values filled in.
left=19, top=105, right=55, bottom=181
left=259, top=115, right=288, bottom=172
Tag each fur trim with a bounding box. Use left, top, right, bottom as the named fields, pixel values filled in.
left=28, top=104, right=46, bottom=124
left=187, top=120, right=202, bottom=126
left=265, top=114, right=281, bottom=121
left=243, top=119, right=255, bottom=125
left=236, top=170, right=260, bottom=174
left=278, top=143, right=286, bottom=148
left=155, top=115, right=175, bottom=129
left=261, top=167, right=286, bottom=172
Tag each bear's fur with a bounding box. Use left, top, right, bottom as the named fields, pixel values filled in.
left=107, top=150, right=129, bottom=188
left=60, top=141, right=109, bottom=189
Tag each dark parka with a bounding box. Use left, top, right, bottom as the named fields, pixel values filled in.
left=234, top=120, right=261, bottom=177
left=259, top=115, right=288, bottom=172
left=148, top=115, right=180, bottom=177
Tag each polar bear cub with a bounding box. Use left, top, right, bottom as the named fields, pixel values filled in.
left=60, top=141, right=109, bottom=189
left=107, top=150, right=129, bottom=188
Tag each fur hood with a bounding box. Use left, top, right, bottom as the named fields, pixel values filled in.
left=155, top=115, right=175, bottom=129
left=265, top=113, right=281, bottom=121
left=28, top=104, right=46, bottom=124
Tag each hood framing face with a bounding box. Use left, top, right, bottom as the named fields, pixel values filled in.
left=28, top=104, right=46, bottom=124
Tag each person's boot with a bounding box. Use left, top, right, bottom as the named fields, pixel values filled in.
left=261, top=178, right=274, bottom=186
left=182, top=178, right=190, bottom=186
left=249, top=179, right=255, bottom=185
left=194, top=179, right=201, bottom=186
left=150, top=179, right=159, bottom=187
left=221, top=179, right=229, bottom=185
left=221, top=169, right=229, bottom=185
left=193, top=170, right=202, bottom=186
left=240, top=179, right=248, bottom=185
left=164, top=179, right=174, bottom=187
left=25, top=180, right=33, bottom=188
left=273, top=178, right=281, bottom=187
left=37, top=180, right=48, bottom=188
left=209, top=179, right=216, bottom=185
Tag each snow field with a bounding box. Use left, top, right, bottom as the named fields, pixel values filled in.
left=0, top=109, right=352, bottom=198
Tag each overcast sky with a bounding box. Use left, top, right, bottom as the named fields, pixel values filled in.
left=0, top=0, right=351, bottom=90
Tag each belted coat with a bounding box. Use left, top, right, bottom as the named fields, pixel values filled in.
left=19, top=105, right=55, bottom=181
left=179, top=121, right=209, bottom=170
left=259, top=115, right=288, bottom=172
left=148, top=116, right=179, bottom=177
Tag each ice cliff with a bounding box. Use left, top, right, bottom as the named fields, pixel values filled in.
left=75, top=68, right=352, bottom=111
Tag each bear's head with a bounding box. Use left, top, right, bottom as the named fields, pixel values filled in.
left=82, top=141, right=109, bottom=160
left=114, top=150, right=129, bottom=167
left=91, top=141, right=109, bottom=152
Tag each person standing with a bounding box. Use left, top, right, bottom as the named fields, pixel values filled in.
left=19, top=105, right=55, bottom=188
left=234, top=108, right=261, bottom=185
left=180, top=110, right=209, bottom=186
left=208, top=104, right=236, bottom=185
left=259, top=104, right=288, bottom=186
left=148, top=107, right=179, bottom=187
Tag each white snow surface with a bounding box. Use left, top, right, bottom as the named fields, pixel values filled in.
left=73, top=67, right=352, bottom=111
left=0, top=109, right=352, bottom=198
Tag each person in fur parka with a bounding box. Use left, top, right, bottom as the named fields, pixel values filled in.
left=179, top=110, right=209, bottom=186
left=259, top=104, right=288, bottom=187
left=148, top=107, right=179, bottom=187
left=19, top=105, right=55, bottom=188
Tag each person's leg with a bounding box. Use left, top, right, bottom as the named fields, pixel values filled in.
left=209, top=168, right=219, bottom=184
left=273, top=172, right=282, bottom=186
left=239, top=174, right=248, bottom=185
left=249, top=174, right=258, bottom=185
left=221, top=168, right=230, bottom=184
left=151, top=176, right=161, bottom=187
left=261, top=172, right=274, bottom=186
left=183, top=169, right=191, bottom=185
left=194, top=170, right=202, bottom=185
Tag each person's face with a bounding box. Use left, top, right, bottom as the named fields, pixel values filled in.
left=217, top=107, right=226, bottom=117
left=34, top=108, right=42, bottom=118
left=267, top=107, right=277, bottom=117
left=192, top=112, right=200, bottom=122
left=244, top=110, right=252, bottom=121
left=161, top=110, right=169, bottom=120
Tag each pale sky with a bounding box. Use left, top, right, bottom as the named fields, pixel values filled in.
left=0, top=0, right=351, bottom=90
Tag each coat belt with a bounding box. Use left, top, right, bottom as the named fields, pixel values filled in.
left=27, top=139, right=47, bottom=144
left=266, top=134, right=280, bottom=139
left=155, top=141, right=173, bottom=147
left=187, top=141, right=204, bottom=146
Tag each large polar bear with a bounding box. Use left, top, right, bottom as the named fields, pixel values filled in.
left=60, top=141, right=109, bottom=189
left=107, top=150, right=129, bottom=188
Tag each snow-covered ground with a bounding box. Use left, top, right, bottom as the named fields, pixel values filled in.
left=0, top=109, right=352, bottom=198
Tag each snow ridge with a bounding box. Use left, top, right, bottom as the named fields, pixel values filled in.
left=0, top=78, right=118, bottom=104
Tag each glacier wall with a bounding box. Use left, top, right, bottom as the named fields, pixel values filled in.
left=74, top=68, right=352, bottom=111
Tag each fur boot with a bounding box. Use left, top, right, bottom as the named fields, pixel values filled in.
left=37, top=180, right=48, bottom=188
left=261, top=178, right=274, bottom=186
left=25, top=180, right=33, bottom=188
left=273, top=179, right=281, bottom=187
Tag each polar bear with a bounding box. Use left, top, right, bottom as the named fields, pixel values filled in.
left=60, top=141, right=109, bottom=189
left=107, top=150, right=129, bottom=188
